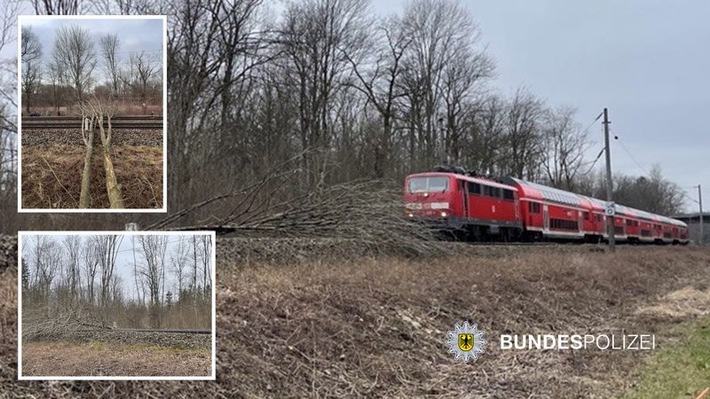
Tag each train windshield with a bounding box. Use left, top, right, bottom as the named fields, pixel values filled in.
left=408, top=176, right=449, bottom=193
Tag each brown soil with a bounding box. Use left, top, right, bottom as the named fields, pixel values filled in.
left=1, top=238, right=710, bottom=398
left=21, top=341, right=211, bottom=377
left=21, top=145, right=163, bottom=209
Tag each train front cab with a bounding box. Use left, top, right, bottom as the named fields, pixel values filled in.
left=404, top=173, right=463, bottom=229
left=403, top=172, right=522, bottom=240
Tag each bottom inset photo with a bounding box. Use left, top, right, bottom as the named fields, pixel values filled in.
left=17, top=231, right=216, bottom=380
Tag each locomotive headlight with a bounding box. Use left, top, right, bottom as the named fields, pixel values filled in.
left=440, top=211, right=448, bottom=218
left=407, top=213, right=414, bottom=218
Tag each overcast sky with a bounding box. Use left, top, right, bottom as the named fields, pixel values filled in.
left=373, top=0, right=709, bottom=212
left=9, top=2, right=709, bottom=211
left=20, top=16, right=164, bottom=83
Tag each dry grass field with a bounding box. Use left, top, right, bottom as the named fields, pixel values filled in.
left=2, top=238, right=710, bottom=397
left=21, top=144, right=162, bottom=209
left=22, top=341, right=210, bottom=378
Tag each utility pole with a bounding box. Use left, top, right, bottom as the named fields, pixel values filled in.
left=603, top=108, right=615, bottom=252
left=698, top=184, right=704, bottom=245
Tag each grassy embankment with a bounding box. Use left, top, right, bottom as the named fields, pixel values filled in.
left=622, top=314, right=710, bottom=399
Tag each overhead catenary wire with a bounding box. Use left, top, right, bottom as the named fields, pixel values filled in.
left=611, top=129, right=652, bottom=177
left=611, top=129, right=700, bottom=212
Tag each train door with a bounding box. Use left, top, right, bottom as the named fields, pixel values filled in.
left=514, top=193, right=520, bottom=224
left=460, top=180, right=469, bottom=218
left=543, top=205, right=549, bottom=231
left=578, top=211, right=583, bottom=233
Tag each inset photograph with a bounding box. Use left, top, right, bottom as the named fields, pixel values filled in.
left=18, top=231, right=215, bottom=380
left=18, top=16, right=166, bottom=212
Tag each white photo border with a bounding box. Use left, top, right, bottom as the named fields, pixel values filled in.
left=17, top=230, right=217, bottom=381
left=16, top=15, right=168, bottom=213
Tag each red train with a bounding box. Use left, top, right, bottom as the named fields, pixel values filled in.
left=403, top=168, right=689, bottom=244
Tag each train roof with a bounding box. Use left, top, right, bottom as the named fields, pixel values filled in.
left=406, top=172, right=518, bottom=191
left=501, top=177, right=583, bottom=207
left=501, top=177, right=687, bottom=228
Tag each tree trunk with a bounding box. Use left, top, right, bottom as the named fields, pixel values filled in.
left=103, top=145, right=124, bottom=208
left=79, top=121, right=94, bottom=208
left=99, top=117, right=125, bottom=208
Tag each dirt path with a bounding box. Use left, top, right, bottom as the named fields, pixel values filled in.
left=21, top=341, right=211, bottom=377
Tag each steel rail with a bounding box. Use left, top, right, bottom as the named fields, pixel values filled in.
left=78, top=328, right=212, bottom=334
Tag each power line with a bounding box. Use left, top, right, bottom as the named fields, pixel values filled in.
left=581, top=111, right=603, bottom=137
left=610, top=129, right=652, bottom=177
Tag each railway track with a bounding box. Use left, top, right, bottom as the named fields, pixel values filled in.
left=22, top=122, right=163, bottom=129
left=22, top=115, right=162, bottom=121
left=21, top=115, right=163, bottom=130
left=78, top=328, right=211, bottom=334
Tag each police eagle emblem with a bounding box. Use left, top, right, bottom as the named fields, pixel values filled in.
left=446, top=321, right=487, bottom=362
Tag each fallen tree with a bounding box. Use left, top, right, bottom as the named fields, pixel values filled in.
left=81, top=97, right=124, bottom=209
left=146, top=154, right=440, bottom=256
left=78, top=103, right=96, bottom=208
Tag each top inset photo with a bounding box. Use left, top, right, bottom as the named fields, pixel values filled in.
left=18, top=15, right=167, bottom=212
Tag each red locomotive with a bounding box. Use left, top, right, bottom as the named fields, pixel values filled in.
left=403, top=167, right=689, bottom=244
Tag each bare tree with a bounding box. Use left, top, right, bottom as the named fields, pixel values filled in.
left=99, top=33, right=120, bottom=96
left=82, top=241, right=99, bottom=305
left=613, top=165, right=685, bottom=215
left=344, top=15, right=411, bottom=178
left=199, top=235, right=212, bottom=298
left=279, top=0, right=371, bottom=188
left=540, top=106, right=590, bottom=191
left=30, top=0, right=80, bottom=15
left=500, top=88, right=544, bottom=179
left=138, top=235, right=168, bottom=328
left=93, top=235, right=123, bottom=309
left=51, top=24, right=96, bottom=103
left=397, top=0, right=493, bottom=171
left=122, top=51, right=159, bottom=114
left=88, top=0, right=158, bottom=14
left=62, top=235, right=82, bottom=303
left=21, top=26, right=43, bottom=115
left=459, top=94, right=506, bottom=175
left=170, top=237, right=188, bottom=300
left=0, top=1, right=20, bottom=233
left=167, top=0, right=266, bottom=212
left=46, top=60, right=64, bottom=115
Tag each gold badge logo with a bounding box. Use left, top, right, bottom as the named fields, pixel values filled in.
left=446, top=321, right=487, bottom=362
left=458, top=333, right=474, bottom=351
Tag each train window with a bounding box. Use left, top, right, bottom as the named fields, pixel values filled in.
left=503, top=189, right=514, bottom=200
left=596, top=214, right=603, bottom=222
left=550, top=218, right=578, bottom=230
left=483, top=186, right=499, bottom=198
left=408, top=177, right=448, bottom=193
left=468, top=182, right=482, bottom=195
left=528, top=202, right=541, bottom=214
left=626, top=219, right=633, bottom=226
left=583, top=212, right=590, bottom=220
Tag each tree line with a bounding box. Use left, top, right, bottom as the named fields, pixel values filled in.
left=22, top=234, right=212, bottom=330
left=21, top=22, right=162, bottom=116
left=0, top=0, right=688, bottom=232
